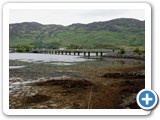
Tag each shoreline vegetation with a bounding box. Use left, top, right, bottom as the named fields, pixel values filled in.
left=9, top=53, right=145, bottom=109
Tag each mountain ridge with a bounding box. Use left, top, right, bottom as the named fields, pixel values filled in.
left=9, top=18, right=145, bottom=49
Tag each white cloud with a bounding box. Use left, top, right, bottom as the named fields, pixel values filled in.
left=10, top=9, right=145, bottom=25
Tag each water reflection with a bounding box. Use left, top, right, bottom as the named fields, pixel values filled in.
left=9, top=53, right=93, bottom=63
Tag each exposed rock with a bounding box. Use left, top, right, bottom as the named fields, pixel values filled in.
left=120, top=94, right=140, bottom=109
left=33, top=79, right=94, bottom=88
left=103, top=53, right=145, bottom=60
left=103, top=71, right=145, bottom=79
left=25, top=94, right=51, bottom=103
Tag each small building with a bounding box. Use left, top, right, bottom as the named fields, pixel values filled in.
left=59, top=47, right=66, bottom=50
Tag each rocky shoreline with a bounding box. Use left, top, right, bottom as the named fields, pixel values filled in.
left=9, top=72, right=144, bottom=109
left=103, top=70, right=145, bottom=79
left=103, top=53, right=145, bottom=60
left=9, top=58, right=145, bottom=109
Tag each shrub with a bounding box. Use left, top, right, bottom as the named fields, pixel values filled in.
left=119, top=48, right=125, bottom=54
left=16, top=47, right=25, bottom=52
left=133, top=48, right=143, bottom=55
left=16, top=46, right=32, bottom=52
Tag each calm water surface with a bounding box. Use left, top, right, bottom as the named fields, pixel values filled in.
left=9, top=53, right=94, bottom=68
left=9, top=53, right=93, bottom=63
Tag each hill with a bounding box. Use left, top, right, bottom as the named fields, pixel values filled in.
left=9, top=18, right=145, bottom=49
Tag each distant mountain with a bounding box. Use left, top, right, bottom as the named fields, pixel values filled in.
left=9, top=18, right=145, bottom=49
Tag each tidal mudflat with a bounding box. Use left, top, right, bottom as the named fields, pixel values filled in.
left=9, top=53, right=145, bottom=109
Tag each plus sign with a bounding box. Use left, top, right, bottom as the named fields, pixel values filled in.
left=142, top=93, right=153, bottom=105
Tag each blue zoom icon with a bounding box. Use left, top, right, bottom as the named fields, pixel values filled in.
left=137, top=89, right=158, bottom=110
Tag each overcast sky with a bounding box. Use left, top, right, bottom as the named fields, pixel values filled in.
left=10, top=9, right=145, bottom=26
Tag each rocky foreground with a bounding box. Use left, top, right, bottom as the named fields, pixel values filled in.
left=9, top=57, right=145, bottom=109
left=9, top=71, right=144, bottom=109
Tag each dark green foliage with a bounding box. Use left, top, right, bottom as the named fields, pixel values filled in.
left=16, top=47, right=25, bottom=52
left=133, top=48, right=145, bottom=55
left=9, top=18, right=145, bottom=49
left=16, top=47, right=29, bottom=52
left=15, top=45, right=33, bottom=52
left=67, top=44, right=84, bottom=49
left=119, top=48, right=125, bottom=54
left=51, top=42, right=61, bottom=49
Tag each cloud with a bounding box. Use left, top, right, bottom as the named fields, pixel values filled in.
left=10, top=9, right=145, bottom=25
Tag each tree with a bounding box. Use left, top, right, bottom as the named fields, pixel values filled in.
left=119, top=48, right=125, bottom=54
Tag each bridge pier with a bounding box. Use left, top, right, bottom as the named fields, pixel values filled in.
left=84, top=52, right=86, bottom=56
left=88, top=52, right=90, bottom=57
left=78, top=52, right=80, bottom=56
left=55, top=51, right=57, bottom=54
left=96, top=52, right=98, bottom=56
left=69, top=51, right=71, bottom=55
left=65, top=51, right=67, bottom=55
left=100, top=52, right=103, bottom=57
left=74, top=51, right=76, bottom=55
left=61, top=51, right=64, bottom=55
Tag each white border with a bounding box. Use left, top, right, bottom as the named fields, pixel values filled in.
left=3, top=3, right=151, bottom=115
